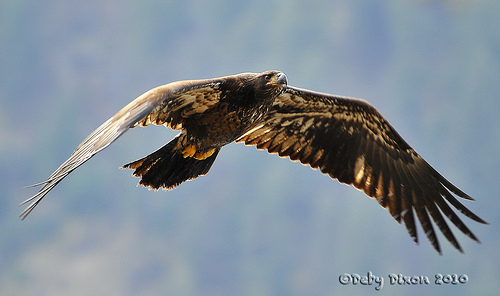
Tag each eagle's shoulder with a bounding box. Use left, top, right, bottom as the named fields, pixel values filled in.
left=134, top=72, right=258, bottom=128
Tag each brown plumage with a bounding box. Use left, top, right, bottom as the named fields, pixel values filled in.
left=21, top=70, right=487, bottom=254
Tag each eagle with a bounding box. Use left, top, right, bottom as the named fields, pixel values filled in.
left=21, top=70, right=487, bottom=254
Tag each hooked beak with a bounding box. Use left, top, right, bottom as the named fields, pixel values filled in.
left=268, top=72, right=288, bottom=86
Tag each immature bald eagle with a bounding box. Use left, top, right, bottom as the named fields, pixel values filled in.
left=21, top=70, right=486, bottom=253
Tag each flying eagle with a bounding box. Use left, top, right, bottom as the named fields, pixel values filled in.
left=21, top=70, right=487, bottom=254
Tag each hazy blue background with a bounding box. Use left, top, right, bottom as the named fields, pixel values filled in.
left=1, top=0, right=499, bottom=295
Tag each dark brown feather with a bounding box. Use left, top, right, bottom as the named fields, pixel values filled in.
left=122, top=136, right=220, bottom=190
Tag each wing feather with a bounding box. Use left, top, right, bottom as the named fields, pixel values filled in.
left=237, top=86, right=487, bottom=253
left=20, top=75, right=246, bottom=219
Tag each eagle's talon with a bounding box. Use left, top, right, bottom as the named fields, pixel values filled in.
left=182, top=145, right=215, bottom=160
left=182, top=144, right=197, bottom=158
left=195, top=148, right=215, bottom=160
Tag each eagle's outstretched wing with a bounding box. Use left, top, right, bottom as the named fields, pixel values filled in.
left=237, top=86, right=487, bottom=253
left=19, top=76, right=239, bottom=219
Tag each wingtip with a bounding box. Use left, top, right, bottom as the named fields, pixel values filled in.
left=19, top=204, right=35, bottom=220
left=475, top=217, right=489, bottom=225
left=432, top=243, right=442, bottom=255
left=18, top=196, right=40, bottom=220
left=23, top=180, right=50, bottom=189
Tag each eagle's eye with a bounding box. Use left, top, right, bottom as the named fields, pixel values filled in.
left=264, top=74, right=272, bottom=81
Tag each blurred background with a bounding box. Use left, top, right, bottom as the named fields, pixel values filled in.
left=1, top=0, right=499, bottom=295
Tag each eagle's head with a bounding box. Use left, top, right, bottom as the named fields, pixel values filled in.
left=255, top=70, right=288, bottom=98
left=222, top=70, right=287, bottom=108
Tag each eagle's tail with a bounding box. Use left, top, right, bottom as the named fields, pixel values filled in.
left=121, top=137, right=220, bottom=190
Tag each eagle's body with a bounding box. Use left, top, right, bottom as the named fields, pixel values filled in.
left=123, top=72, right=287, bottom=189
left=21, top=70, right=487, bottom=254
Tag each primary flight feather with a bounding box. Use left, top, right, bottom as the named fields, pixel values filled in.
left=21, top=70, right=487, bottom=254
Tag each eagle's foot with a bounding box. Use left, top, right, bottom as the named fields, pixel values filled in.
left=181, top=144, right=197, bottom=158
left=182, top=145, right=215, bottom=160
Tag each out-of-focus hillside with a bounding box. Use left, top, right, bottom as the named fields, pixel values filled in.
left=1, top=1, right=499, bottom=295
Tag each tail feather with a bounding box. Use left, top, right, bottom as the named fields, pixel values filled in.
left=122, top=138, right=220, bottom=190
